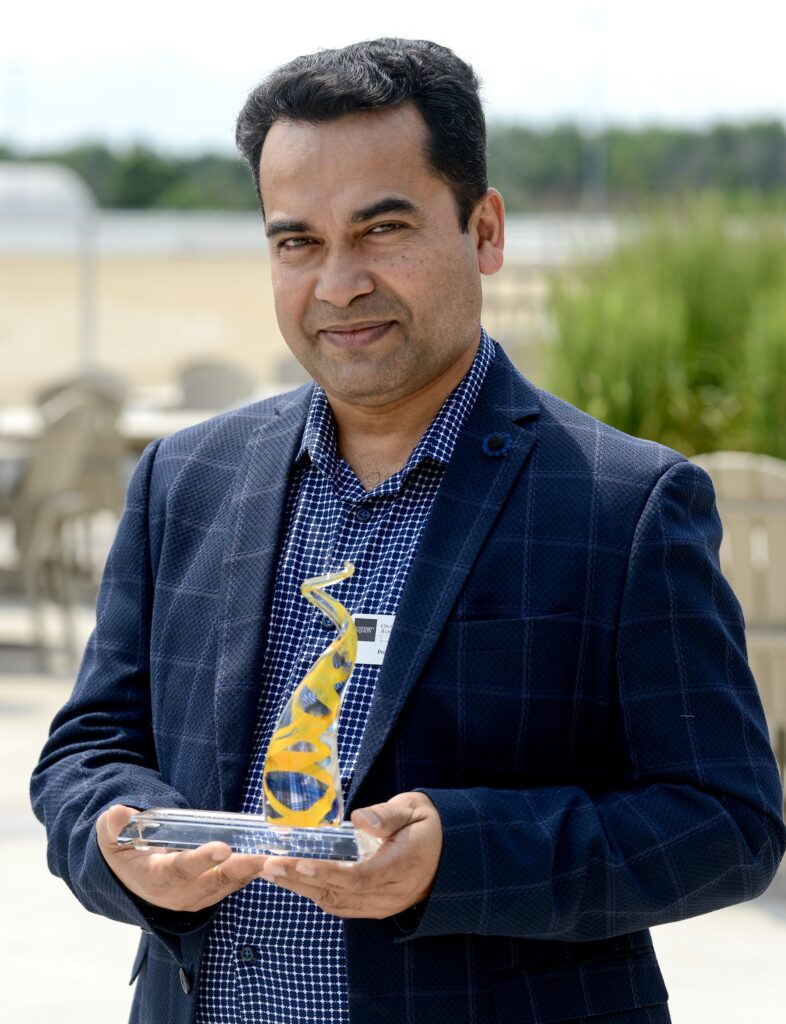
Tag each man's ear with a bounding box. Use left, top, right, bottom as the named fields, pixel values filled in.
left=474, top=188, right=505, bottom=276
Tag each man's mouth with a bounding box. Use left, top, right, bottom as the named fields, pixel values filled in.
left=319, top=321, right=395, bottom=349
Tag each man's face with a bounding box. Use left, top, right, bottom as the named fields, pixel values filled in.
left=259, top=104, right=491, bottom=408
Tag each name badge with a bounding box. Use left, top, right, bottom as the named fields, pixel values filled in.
left=354, top=614, right=395, bottom=666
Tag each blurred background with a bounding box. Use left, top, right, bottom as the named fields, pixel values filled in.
left=1, top=1, right=784, bottom=1020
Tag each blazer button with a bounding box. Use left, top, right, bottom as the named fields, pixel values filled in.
left=481, top=431, right=512, bottom=457
left=178, top=966, right=192, bottom=995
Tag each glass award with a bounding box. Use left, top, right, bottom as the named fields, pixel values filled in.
left=116, top=807, right=381, bottom=861
left=118, top=563, right=380, bottom=862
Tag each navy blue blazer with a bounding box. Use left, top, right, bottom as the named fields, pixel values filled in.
left=32, top=344, right=785, bottom=1024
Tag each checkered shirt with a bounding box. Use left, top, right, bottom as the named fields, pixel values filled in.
left=195, top=331, right=494, bottom=1023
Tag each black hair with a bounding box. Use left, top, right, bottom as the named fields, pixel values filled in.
left=236, top=37, right=487, bottom=231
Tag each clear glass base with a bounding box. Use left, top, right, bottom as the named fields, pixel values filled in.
left=117, top=807, right=381, bottom=862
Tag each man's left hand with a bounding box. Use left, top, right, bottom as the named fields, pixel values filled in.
left=258, top=791, right=442, bottom=919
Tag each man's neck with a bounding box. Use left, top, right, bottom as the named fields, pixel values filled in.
left=325, top=337, right=480, bottom=491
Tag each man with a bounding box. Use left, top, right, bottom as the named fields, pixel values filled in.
left=32, top=38, right=784, bottom=1024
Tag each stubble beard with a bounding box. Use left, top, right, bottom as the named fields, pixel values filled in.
left=308, top=332, right=421, bottom=407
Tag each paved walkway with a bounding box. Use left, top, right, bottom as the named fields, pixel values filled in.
left=1, top=608, right=784, bottom=1022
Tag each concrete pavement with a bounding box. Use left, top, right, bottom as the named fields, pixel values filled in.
left=1, top=672, right=138, bottom=1022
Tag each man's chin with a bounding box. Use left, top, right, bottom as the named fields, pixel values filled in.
left=313, top=366, right=413, bottom=407
left=306, top=354, right=409, bottom=405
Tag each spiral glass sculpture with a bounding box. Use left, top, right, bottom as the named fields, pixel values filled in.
left=262, top=562, right=358, bottom=828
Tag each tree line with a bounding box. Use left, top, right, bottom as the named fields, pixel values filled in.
left=3, top=120, right=785, bottom=212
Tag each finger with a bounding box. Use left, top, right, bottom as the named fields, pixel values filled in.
left=98, top=804, right=139, bottom=848
left=197, top=851, right=272, bottom=890
left=292, top=855, right=386, bottom=891
left=352, top=791, right=438, bottom=840
left=135, top=850, right=268, bottom=912
left=265, top=873, right=367, bottom=906
left=155, top=842, right=234, bottom=884
left=258, top=872, right=401, bottom=919
left=259, top=871, right=364, bottom=909
left=264, top=846, right=408, bottom=895
left=261, top=807, right=427, bottom=890
left=352, top=801, right=415, bottom=840
left=260, top=854, right=378, bottom=893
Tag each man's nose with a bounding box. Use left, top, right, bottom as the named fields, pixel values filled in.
left=314, top=245, right=374, bottom=307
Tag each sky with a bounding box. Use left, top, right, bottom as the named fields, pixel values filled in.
left=2, top=0, right=786, bottom=153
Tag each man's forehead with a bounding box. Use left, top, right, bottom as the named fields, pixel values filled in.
left=259, top=105, right=435, bottom=211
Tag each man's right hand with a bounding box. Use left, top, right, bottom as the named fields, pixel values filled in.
left=97, top=805, right=271, bottom=913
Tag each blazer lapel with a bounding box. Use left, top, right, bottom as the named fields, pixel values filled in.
left=214, top=385, right=313, bottom=809
left=348, top=348, right=541, bottom=806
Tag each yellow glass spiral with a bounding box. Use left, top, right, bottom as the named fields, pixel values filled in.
left=262, top=562, right=358, bottom=827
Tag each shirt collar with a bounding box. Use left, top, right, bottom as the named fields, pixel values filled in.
left=296, top=384, right=337, bottom=473
left=297, top=327, right=495, bottom=482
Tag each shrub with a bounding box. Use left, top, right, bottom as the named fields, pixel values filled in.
left=546, top=201, right=786, bottom=458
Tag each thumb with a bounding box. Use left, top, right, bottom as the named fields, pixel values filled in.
left=98, top=803, right=139, bottom=846
left=351, top=798, right=414, bottom=839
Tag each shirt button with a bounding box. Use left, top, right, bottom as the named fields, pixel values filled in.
left=239, top=945, right=257, bottom=963
left=178, top=966, right=192, bottom=994
left=354, top=506, right=372, bottom=522
left=320, top=616, right=334, bottom=629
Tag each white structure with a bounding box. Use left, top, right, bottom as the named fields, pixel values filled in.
left=692, top=451, right=786, bottom=789
left=0, top=162, right=98, bottom=369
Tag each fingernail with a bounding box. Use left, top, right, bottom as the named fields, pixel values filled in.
left=211, top=850, right=228, bottom=862
left=358, top=809, right=381, bottom=827
left=295, top=862, right=316, bottom=877
left=263, top=865, right=286, bottom=878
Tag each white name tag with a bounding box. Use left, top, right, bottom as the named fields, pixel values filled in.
left=354, top=614, right=396, bottom=666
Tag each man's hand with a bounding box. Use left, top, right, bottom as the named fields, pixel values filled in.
left=96, top=805, right=271, bottom=913
left=258, top=791, right=443, bottom=920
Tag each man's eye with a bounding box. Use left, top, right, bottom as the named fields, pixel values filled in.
left=279, top=237, right=314, bottom=250
left=368, top=222, right=403, bottom=234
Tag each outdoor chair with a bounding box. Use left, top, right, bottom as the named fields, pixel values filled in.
left=693, top=451, right=786, bottom=790
left=179, top=360, right=255, bottom=410
left=36, top=370, right=127, bottom=411
left=0, top=387, right=125, bottom=669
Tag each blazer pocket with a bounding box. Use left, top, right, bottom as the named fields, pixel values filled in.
left=129, top=932, right=150, bottom=986
left=440, top=613, right=579, bottom=652
left=491, top=950, right=669, bottom=1024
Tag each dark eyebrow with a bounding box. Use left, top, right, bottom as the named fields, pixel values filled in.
left=265, top=197, right=418, bottom=239
left=351, top=197, right=419, bottom=223
left=265, top=218, right=310, bottom=239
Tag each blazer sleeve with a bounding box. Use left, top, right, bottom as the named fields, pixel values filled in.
left=30, top=440, right=213, bottom=940
left=413, top=459, right=786, bottom=941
